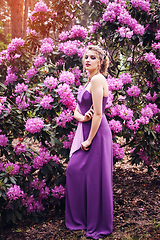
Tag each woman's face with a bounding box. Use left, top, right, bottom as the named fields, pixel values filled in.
left=84, top=50, right=100, bottom=73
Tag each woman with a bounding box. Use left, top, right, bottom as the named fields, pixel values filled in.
left=65, top=45, right=113, bottom=239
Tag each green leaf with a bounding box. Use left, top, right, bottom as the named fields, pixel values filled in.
left=9, top=176, right=17, bottom=184
left=15, top=209, right=22, bottom=221
left=11, top=211, right=16, bottom=223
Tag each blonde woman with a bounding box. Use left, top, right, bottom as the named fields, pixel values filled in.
left=65, top=45, right=113, bottom=239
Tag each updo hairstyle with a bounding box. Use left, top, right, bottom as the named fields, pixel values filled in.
left=82, top=45, right=109, bottom=76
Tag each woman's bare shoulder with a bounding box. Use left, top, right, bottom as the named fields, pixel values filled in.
left=91, top=73, right=106, bottom=84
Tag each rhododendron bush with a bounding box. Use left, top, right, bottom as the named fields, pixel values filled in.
left=0, top=0, right=159, bottom=225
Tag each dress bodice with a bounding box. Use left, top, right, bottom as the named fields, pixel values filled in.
left=77, top=88, right=108, bottom=115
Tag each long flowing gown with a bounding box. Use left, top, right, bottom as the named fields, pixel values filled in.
left=65, top=87, right=113, bottom=239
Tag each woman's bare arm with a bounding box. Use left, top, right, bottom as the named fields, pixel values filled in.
left=81, top=75, right=105, bottom=150
left=74, top=105, right=94, bottom=122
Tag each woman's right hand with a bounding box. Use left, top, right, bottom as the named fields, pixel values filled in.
left=83, top=105, right=94, bottom=122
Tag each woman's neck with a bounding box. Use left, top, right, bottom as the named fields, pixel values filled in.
left=88, top=69, right=100, bottom=79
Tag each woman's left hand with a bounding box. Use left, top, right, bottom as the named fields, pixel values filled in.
left=81, top=139, right=92, bottom=151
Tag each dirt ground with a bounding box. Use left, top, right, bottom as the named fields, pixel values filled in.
left=1, top=157, right=160, bottom=240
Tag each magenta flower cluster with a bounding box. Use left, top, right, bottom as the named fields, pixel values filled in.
left=59, top=71, right=75, bottom=85
left=155, top=30, right=160, bottom=40
left=58, top=40, right=81, bottom=56
left=34, top=56, right=46, bottom=68
left=40, top=95, right=54, bottom=110
left=15, top=83, right=28, bottom=94
left=26, top=67, right=37, bottom=79
left=131, top=0, right=150, bottom=12
left=126, top=85, right=141, bottom=97
left=144, top=52, right=160, bottom=74
left=33, top=147, right=59, bottom=170
left=56, top=109, right=74, bottom=128
left=14, top=142, right=26, bottom=155
left=62, top=131, right=75, bottom=149
left=107, top=76, right=123, bottom=91
left=25, top=118, right=44, bottom=134
left=44, top=76, right=58, bottom=89
left=51, top=185, right=65, bottom=199
left=5, top=72, right=18, bottom=85
left=109, top=119, right=122, bottom=133
left=119, top=73, right=132, bottom=85
left=7, top=38, right=25, bottom=54
left=6, top=185, right=25, bottom=201
left=29, top=1, right=52, bottom=23
left=57, top=83, right=76, bottom=110
left=5, top=162, right=20, bottom=175
left=113, top=142, right=125, bottom=159
left=16, top=96, right=30, bottom=110
left=0, top=134, right=8, bottom=147
left=145, top=92, right=157, bottom=102
left=103, top=1, right=145, bottom=35
left=109, top=104, right=133, bottom=121
left=72, top=67, right=81, bottom=86
left=59, top=25, right=88, bottom=41
left=40, top=38, right=53, bottom=54
left=118, top=27, right=133, bottom=39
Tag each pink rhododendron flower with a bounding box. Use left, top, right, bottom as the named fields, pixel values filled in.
left=0, top=134, right=8, bottom=147
left=117, top=104, right=133, bottom=120
left=105, top=91, right=114, bottom=108
left=69, top=25, right=88, bottom=39
left=59, top=31, right=69, bottom=41
left=4, top=72, right=18, bottom=85
left=29, top=178, right=46, bottom=190
left=26, top=67, right=37, bottom=79
left=118, top=27, right=133, bottom=39
left=155, top=30, right=160, bottom=40
left=34, top=56, right=46, bottom=68
left=141, top=106, right=153, bottom=118
left=56, top=109, right=74, bottom=128
left=57, top=83, right=76, bottom=110
left=137, top=149, right=151, bottom=165
left=58, top=41, right=78, bottom=56
left=20, top=163, right=31, bottom=175
left=51, top=185, right=66, bottom=199
left=34, top=1, right=48, bottom=12
left=6, top=185, right=25, bottom=201
left=131, top=0, right=150, bottom=12
left=44, top=76, right=58, bottom=89
left=7, top=38, right=25, bottom=54
left=126, top=119, right=140, bottom=131
left=40, top=95, right=54, bottom=110
left=52, top=155, right=60, bottom=164
left=62, top=131, right=75, bottom=149
left=38, top=187, right=50, bottom=200
left=59, top=71, right=75, bottom=85
left=5, top=162, right=20, bottom=175
left=154, top=123, right=160, bottom=133
left=107, top=76, right=123, bottom=91
left=25, top=118, right=44, bottom=134
left=109, top=119, right=122, bottom=133
left=40, top=43, right=53, bottom=54
left=145, top=92, right=157, bottom=102
left=15, top=83, right=28, bottom=94
left=126, top=85, right=141, bottom=97
left=42, top=38, right=54, bottom=46
left=16, top=96, right=30, bottom=110
left=113, top=142, right=124, bottom=159
left=144, top=52, right=160, bottom=73
left=14, top=142, right=26, bottom=155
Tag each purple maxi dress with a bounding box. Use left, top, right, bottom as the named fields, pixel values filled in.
left=65, top=87, right=113, bottom=239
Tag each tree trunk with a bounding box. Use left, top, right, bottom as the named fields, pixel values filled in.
left=81, top=0, right=89, bottom=27
left=23, top=0, right=29, bottom=37
left=10, top=0, right=23, bottom=38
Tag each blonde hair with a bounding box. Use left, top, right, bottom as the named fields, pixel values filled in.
left=82, top=45, right=109, bottom=76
